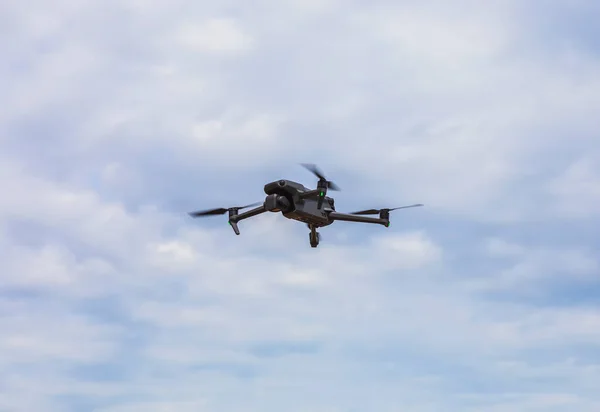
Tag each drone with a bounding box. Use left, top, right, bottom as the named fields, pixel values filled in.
left=188, top=164, right=423, bottom=248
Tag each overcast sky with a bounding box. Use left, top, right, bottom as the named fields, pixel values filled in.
left=1, top=1, right=600, bottom=411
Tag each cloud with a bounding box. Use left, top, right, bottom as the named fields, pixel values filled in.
left=173, top=18, right=254, bottom=53
left=545, top=156, right=600, bottom=218
left=1, top=0, right=600, bottom=411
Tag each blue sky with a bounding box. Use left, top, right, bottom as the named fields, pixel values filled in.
left=1, top=0, right=600, bottom=411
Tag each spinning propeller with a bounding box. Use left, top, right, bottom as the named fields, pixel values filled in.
left=300, top=163, right=340, bottom=209
left=350, top=204, right=424, bottom=215
left=188, top=202, right=262, bottom=218
left=300, top=163, right=340, bottom=191
left=351, top=204, right=423, bottom=224
left=188, top=202, right=263, bottom=235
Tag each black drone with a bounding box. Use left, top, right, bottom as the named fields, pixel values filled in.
left=188, top=164, right=423, bottom=248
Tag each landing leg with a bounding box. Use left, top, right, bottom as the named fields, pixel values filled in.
left=309, top=225, right=320, bottom=248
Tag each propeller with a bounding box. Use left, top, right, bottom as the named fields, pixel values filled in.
left=300, top=163, right=340, bottom=210
left=351, top=204, right=424, bottom=215
left=188, top=202, right=261, bottom=218
left=300, top=163, right=341, bottom=191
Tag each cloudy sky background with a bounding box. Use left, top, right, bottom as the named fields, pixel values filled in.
left=1, top=0, right=600, bottom=411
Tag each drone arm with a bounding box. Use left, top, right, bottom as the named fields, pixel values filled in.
left=228, top=204, right=267, bottom=235
left=230, top=205, right=266, bottom=222
left=328, top=212, right=389, bottom=227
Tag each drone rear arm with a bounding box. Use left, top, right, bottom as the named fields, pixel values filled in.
left=328, top=212, right=389, bottom=227
left=228, top=204, right=267, bottom=235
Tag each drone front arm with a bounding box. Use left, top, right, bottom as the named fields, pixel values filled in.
left=230, top=204, right=266, bottom=222
left=328, top=212, right=389, bottom=227
left=228, top=204, right=267, bottom=235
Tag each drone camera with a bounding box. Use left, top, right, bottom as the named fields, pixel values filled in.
left=264, top=194, right=278, bottom=211
left=264, top=194, right=291, bottom=212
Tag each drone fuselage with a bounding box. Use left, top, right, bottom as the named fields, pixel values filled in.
left=263, top=179, right=335, bottom=227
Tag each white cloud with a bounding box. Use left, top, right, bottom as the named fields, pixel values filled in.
left=485, top=237, right=526, bottom=257
left=370, top=231, right=442, bottom=269
left=546, top=156, right=600, bottom=218
left=0, top=305, right=121, bottom=364
left=353, top=2, right=516, bottom=65
left=465, top=239, right=598, bottom=293
left=174, top=18, right=253, bottom=53
left=1, top=0, right=600, bottom=410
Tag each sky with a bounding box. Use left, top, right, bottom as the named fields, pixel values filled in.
left=1, top=0, right=600, bottom=411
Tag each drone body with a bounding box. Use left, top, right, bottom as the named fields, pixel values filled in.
left=263, top=179, right=335, bottom=228
left=189, top=164, right=423, bottom=248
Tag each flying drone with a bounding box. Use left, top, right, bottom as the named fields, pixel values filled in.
left=188, top=164, right=423, bottom=248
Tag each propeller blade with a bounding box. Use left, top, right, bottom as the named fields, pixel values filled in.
left=327, top=181, right=341, bottom=191
left=188, top=202, right=262, bottom=218
left=237, top=202, right=262, bottom=210
left=351, top=204, right=424, bottom=215
left=300, top=163, right=326, bottom=180
left=188, top=208, right=228, bottom=217
left=300, top=163, right=341, bottom=191
left=390, top=203, right=424, bottom=211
